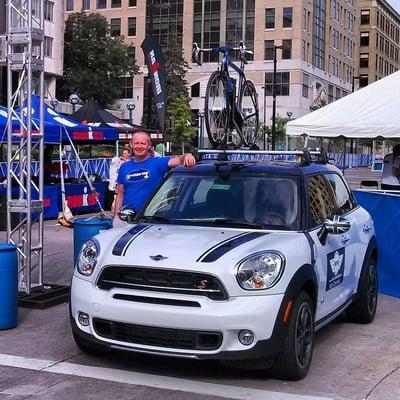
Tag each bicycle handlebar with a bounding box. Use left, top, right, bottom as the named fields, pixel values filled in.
left=192, top=41, right=252, bottom=66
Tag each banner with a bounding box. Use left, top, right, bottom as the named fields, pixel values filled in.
left=141, top=36, right=166, bottom=137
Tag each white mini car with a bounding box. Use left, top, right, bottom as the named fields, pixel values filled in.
left=70, top=152, right=378, bottom=380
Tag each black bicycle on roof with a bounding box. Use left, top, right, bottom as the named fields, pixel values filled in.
left=192, top=42, right=260, bottom=149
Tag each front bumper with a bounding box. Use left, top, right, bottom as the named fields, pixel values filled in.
left=70, top=275, right=285, bottom=360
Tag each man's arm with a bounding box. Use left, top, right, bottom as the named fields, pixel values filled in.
left=113, top=184, right=124, bottom=218
left=167, top=153, right=196, bottom=169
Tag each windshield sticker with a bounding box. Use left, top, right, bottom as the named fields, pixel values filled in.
left=211, top=184, right=230, bottom=190
left=326, top=247, right=345, bottom=290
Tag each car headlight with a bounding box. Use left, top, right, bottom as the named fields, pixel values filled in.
left=236, top=251, right=284, bottom=290
left=77, top=239, right=100, bottom=276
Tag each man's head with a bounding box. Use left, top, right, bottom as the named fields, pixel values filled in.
left=130, top=132, right=152, bottom=161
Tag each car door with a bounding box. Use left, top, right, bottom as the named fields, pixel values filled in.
left=305, top=174, right=353, bottom=321
left=325, top=173, right=370, bottom=295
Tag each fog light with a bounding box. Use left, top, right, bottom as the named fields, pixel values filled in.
left=238, top=330, right=254, bottom=346
left=78, top=312, right=90, bottom=327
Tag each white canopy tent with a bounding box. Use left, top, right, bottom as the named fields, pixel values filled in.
left=286, top=70, right=400, bottom=139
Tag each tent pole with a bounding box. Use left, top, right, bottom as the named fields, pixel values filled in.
left=342, top=138, right=346, bottom=174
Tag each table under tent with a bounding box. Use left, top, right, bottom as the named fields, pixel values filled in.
left=0, top=96, right=118, bottom=227
left=286, top=70, right=400, bottom=298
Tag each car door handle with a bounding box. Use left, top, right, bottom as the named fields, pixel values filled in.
left=341, top=235, right=350, bottom=245
left=363, top=224, right=372, bottom=233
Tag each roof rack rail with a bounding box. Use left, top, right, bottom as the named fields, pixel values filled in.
left=197, top=149, right=328, bottom=165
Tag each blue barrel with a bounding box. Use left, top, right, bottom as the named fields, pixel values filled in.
left=0, top=243, right=18, bottom=330
left=73, top=217, right=113, bottom=264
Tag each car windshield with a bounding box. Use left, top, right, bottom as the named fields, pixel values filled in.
left=141, top=173, right=300, bottom=230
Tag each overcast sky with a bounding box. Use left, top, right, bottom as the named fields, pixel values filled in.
left=388, top=0, right=400, bottom=12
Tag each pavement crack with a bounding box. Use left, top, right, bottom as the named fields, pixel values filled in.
left=20, top=376, right=72, bottom=400
left=364, top=365, right=400, bottom=399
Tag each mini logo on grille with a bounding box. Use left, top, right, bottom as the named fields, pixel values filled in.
left=150, top=254, right=168, bottom=261
left=197, top=279, right=208, bottom=289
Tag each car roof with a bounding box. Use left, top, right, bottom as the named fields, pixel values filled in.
left=173, top=159, right=341, bottom=177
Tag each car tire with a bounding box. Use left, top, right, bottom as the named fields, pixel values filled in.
left=346, top=258, right=378, bottom=324
left=71, top=329, right=110, bottom=356
left=270, top=291, right=315, bottom=381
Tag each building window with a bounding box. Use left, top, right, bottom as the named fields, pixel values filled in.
left=44, top=36, right=53, bottom=58
left=128, top=17, right=136, bottom=36
left=66, top=0, right=73, bottom=11
left=127, top=46, right=136, bottom=60
left=120, top=77, right=133, bottom=99
left=360, top=32, right=369, bottom=47
left=302, top=74, right=309, bottom=98
left=283, top=7, right=293, bottom=28
left=359, top=75, right=368, bottom=87
left=313, top=0, right=326, bottom=70
left=82, top=0, right=90, bottom=10
left=44, top=1, right=54, bottom=21
left=282, top=39, right=292, bottom=59
left=265, top=8, right=275, bottom=29
left=360, top=10, right=370, bottom=25
left=265, top=72, right=290, bottom=96
left=328, top=84, right=334, bottom=103
left=360, top=53, right=369, bottom=68
left=264, top=40, right=274, bottom=60
left=302, top=8, right=307, bottom=29
left=331, top=0, right=340, bottom=22
left=97, top=0, right=106, bottom=9
left=129, top=0, right=137, bottom=5
left=111, top=0, right=121, bottom=7
left=335, top=87, right=341, bottom=100
left=110, top=18, right=121, bottom=36
left=191, top=82, right=200, bottom=97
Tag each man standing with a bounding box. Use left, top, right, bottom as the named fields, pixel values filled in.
left=113, top=132, right=196, bottom=217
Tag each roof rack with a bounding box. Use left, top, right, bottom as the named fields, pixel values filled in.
left=197, top=149, right=328, bottom=166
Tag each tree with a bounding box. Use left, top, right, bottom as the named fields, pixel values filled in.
left=58, top=12, right=138, bottom=107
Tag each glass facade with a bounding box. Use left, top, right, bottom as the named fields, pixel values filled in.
left=312, top=0, right=326, bottom=70
left=146, top=0, right=184, bottom=50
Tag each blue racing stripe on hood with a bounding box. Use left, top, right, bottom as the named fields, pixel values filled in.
left=112, top=224, right=149, bottom=256
left=198, top=232, right=269, bottom=263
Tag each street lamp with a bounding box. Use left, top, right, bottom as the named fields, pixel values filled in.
left=285, top=111, right=293, bottom=150
left=262, top=83, right=267, bottom=150
left=51, top=98, right=59, bottom=110
left=352, top=76, right=360, bottom=92
left=146, top=0, right=171, bottom=128
left=69, top=94, right=80, bottom=114
left=126, top=101, right=136, bottom=124
left=271, top=45, right=283, bottom=150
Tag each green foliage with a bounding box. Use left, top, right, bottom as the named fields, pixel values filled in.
left=309, top=99, right=326, bottom=112
left=58, top=12, right=138, bottom=107
left=167, top=96, right=196, bottom=152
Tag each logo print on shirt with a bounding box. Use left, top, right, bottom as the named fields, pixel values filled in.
left=126, top=169, right=150, bottom=181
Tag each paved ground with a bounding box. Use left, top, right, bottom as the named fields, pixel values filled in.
left=1, top=167, right=399, bottom=400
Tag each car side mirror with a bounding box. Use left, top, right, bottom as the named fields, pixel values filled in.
left=118, top=206, right=136, bottom=224
left=318, top=216, right=350, bottom=245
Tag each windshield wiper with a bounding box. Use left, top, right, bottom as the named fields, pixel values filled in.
left=139, top=215, right=172, bottom=224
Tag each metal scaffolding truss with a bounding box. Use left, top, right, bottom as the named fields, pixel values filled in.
left=6, top=0, right=45, bottom=294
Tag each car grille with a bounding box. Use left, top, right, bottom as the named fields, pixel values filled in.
left=97, top=266, right=228, bottom=300
left=93, top=318, right=223, bottom=351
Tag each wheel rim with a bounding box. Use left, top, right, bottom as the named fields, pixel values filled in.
left=367, top=264, right=378, bottom=314
left=207, top=75, right=229, bottom=144
left=295, top=302, right=313, bottom=369
left=240, top=83, right=259, bottom=145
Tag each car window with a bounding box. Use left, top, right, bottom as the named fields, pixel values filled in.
left=307, top=174, right=336, bottom=227
left=325, top=173, right=354, bottom=214
left=143, top=173, right=300, bottom=230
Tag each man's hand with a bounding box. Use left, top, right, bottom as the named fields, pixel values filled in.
left=182, top=153, right=196, bottom=167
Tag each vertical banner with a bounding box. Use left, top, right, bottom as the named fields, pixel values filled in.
left=141, top=36, right=166, bottom=137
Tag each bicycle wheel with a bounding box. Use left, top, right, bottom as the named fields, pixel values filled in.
left=205, top=71, right=230, bottom=147
left=238, top=80, right=260, bottom=147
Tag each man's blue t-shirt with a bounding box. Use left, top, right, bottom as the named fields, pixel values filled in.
left=117, top=157, right=170, bottom=211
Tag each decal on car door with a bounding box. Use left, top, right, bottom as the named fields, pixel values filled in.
left=326, top=247, right=345, bottom=291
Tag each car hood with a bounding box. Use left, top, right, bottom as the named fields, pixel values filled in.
left=98, top=223, right=303, bottom=270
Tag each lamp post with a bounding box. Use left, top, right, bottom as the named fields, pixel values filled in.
left=51, top=98, right=58, bottom=111
left=285, top=111, right=293, bottom=150
left=271, top=45, right=283, bottom=150
left=146, top=0, right=171, bottom=128
left=262, top=83, right=267, bottom=150
left=126, top=101, right=136, bottom=124
left=69, top=94, right=80, bottom=114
